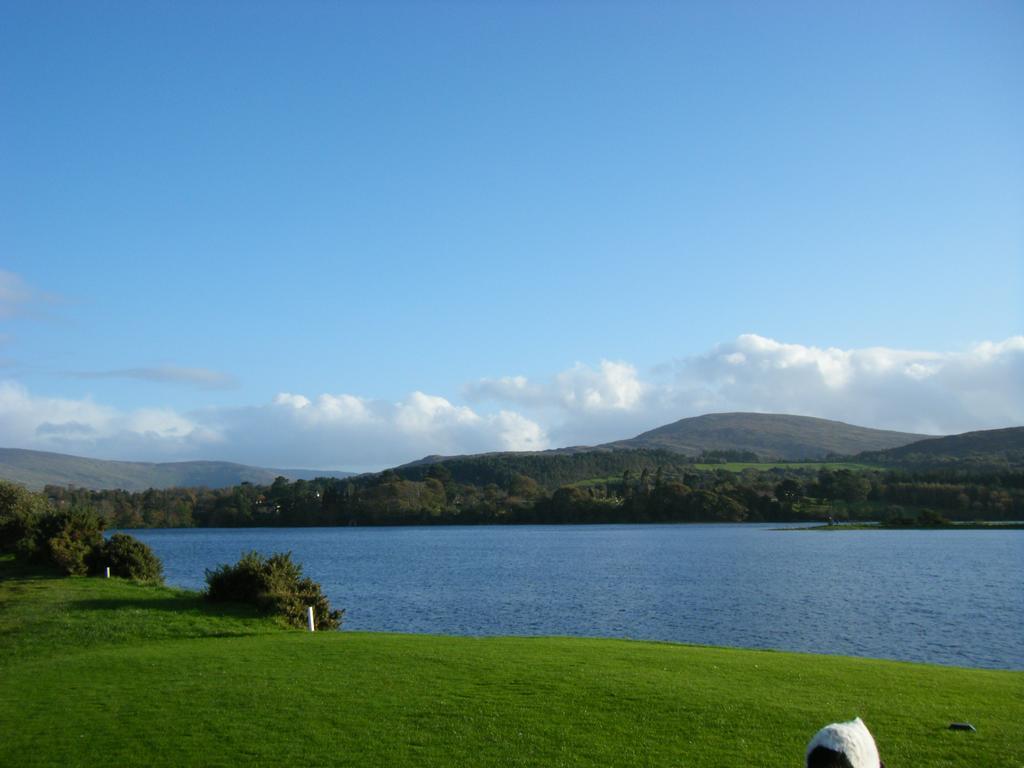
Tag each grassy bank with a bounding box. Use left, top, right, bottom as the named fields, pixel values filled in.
left=1, top=557, right=1020, bottom=767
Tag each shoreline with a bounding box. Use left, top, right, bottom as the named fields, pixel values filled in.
left=795, top=522, right=1024, bottom=531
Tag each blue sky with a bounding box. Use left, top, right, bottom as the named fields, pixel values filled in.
left=2, top=1, right=1022, bottom=470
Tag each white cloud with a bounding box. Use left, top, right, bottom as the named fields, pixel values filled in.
left=668, top=334, right=1024, bottom=435
left=0, top=380, right=548, bottom=471
left=273, top=392, right=312, bottom=409
left=213, top=390, right=548, bottom=469
left=470, top=335, right=1024, bottom=443
left=396, top=392, right=480, bottom=432
left=468, top=359, right=645, bottom=413
left=0, top=335, right=1019, bottom=471
left=556, top=360, right=645, bottom=411
left=0, top=380, right=220, bottom=459
left=466, top=375, right=548, bottom=406
left=491, top=410, right=548, bottom=452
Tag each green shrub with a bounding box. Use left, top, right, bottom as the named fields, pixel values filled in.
left=916, top=508, right=951, bottom=527
left=0, top=485, right=156, bottom=580
left=38, top=507, right=106, bottom=576
left=205, top=551, right=343, bottom=630
left=94, top=533, right=164, bottom=583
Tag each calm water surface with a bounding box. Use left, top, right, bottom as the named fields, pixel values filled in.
left=124, top=524, right=1024, bottom=670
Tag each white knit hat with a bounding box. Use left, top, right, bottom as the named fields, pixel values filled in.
left=806, top=717, right=882, bottom=768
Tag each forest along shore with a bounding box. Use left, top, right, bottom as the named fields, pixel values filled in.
left=43, top=458, right=1024, bottom=528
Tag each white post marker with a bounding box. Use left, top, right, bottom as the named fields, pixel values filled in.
left=105, top=566, right=110, bottom=579
left=307, top=606, right=315, bottom=632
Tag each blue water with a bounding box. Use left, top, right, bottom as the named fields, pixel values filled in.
left=124, top=524, right=1024, bottom=670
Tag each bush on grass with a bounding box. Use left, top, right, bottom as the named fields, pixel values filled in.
left=93, top=533, right=164, bottom=583
left=205, top=551, right=343, bottom=630
left=0, top=483, right=164, bottom=581
left=45, top=508, right=106, bottom=575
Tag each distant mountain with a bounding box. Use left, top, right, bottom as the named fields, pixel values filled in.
left=0, top=448, right=354, bottom=491
left=601, top=412, right=929, bottom=460
left=856, top=427, right=1024, bottom=468
left=269, top=468, right=359, bottom=482
left=398, top=412, right=932, bottom=470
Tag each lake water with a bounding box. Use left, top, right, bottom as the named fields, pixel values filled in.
left=124, top=524, right=1024, bottom=670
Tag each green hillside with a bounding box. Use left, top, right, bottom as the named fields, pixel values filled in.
left=2, top=557, right=1020, bottom=767
left=857, top=427, right=1024, bottom=469
left=604, top=412, right=928, bottom=459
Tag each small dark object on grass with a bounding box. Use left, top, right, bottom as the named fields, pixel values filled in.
left=948, top=723, right=976, bottom=732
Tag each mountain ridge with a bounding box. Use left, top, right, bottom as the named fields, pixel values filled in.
left=600, top=412, right=930, bottom=459
left=855, top=426, right=1024, bottom=468
left=6, top=413, right=1012, bottom=492
left=400, top=412, right=934, bottom=468
left=0, top=448, right=354, bottom=492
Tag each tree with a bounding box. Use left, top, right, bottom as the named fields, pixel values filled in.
left=775, top=478, right=803, bottom=503
left=509, top=473, right=541, bottom=500
left=0, top=481, right=52, bottom=554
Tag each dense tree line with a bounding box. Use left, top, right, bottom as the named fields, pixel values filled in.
left=40, top=461, right=1024, bottom=529
left=394, top=449, right=699, bottom=489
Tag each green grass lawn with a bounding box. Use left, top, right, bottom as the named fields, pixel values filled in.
left=1, top=556, right=1021, bottom=767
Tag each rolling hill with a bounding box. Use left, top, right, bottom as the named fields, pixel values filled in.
left=856, top=426, right=1024, bottom=468
left=399, top=412, right=934, bottom=472
left=0, top=448, right=354, bottom=491
left=600, top=412, right=929, bottom=460
left=7, top=415, right=1010, bottom=493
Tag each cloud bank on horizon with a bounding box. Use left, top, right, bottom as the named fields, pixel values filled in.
left=1, top=334, right=1021, bottom=471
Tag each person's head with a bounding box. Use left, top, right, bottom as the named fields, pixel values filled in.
left=806, top=718, right=884, bottom=768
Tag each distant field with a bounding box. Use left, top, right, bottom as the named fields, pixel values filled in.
left=693, top=461, right=875, bottom=472
left=1, top=556, right=1020, bottom=767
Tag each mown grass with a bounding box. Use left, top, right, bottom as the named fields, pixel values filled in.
left=1, top=555, right=1020, bottom=767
